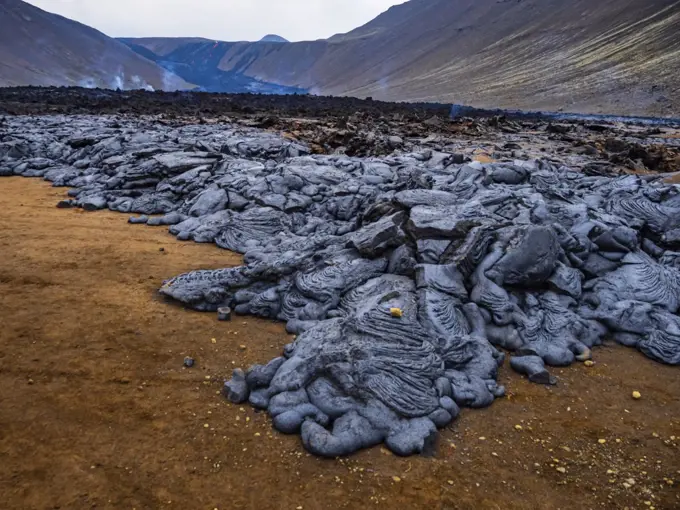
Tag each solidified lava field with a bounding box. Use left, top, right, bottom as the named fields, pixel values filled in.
left=1, top=88, right=680, bottom=507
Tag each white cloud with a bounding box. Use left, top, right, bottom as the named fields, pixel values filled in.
left=25, top=0, right=405, bottom=41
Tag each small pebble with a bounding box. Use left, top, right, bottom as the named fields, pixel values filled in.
left=392, top=476, right=401, bottom=482
left=183, top=357, right=195, bottom=368
left=390, top=307, right=403, bottom=318
left=632, top=391, right=642, bottom=399
left=598, top=439, right=606, bottom=444
left=584, top=360, right=594, bottom=367
left=556, top=467, right=566, bottom=474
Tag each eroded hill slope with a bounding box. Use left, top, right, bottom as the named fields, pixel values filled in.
left=125, top=0, right=680, bottom=115
left=0, top=0, right=189, bottom=90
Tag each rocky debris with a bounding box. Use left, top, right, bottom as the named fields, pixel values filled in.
left=2, top=114, right=680, bottom=457
left=606, top=140, right=680, bottom=173
left=1, top=87, right=678, bottom=169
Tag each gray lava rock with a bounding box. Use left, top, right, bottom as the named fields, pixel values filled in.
left=350, top=212, right=407, bottom=257
left=488, top=226, right=560, bottom=285
left=189, top=188, right=228, bottom=217
left=217, top=306, right=232, bottom=321
left=4, top=114, right=680, bottom=458
left=510, top=355, right=557, bottom=385
left=388, top=136, right=403, bottom=148
left=57, top=199, right=75, bottom=208
left=80, top=195, right=108, bottom=211
left=223, top=368, right=249, bottom=403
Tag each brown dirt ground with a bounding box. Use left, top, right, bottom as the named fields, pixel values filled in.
left=0, top=177, right=679, bottom=510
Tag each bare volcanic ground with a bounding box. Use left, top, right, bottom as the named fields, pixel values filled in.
left=0, top=179, right=679, bottom=510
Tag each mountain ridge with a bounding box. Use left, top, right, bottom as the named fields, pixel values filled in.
left=3, top=0, right=679, bottom=115
left=0, top=0, right=190, bottom=90
left=124, top=0, right=680, bottom=116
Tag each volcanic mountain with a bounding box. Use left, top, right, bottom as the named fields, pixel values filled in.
left=259, top=35, right=289, bottom=43
left=124, top=0, right=680, bottom=116
left=0, top=0, right=189, bottom=90
left=120, top=37, right=306, bottom=95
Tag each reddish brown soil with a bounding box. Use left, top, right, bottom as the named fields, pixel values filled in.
left=0, top=177, right=679, bottom=510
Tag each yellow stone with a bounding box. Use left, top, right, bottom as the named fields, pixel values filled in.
left=392, top=476, right=402, bottom=482
left=584, top=360, right=594, bottom=367
left=598, top=439, right=607, bottom=444
left=390, top=308, right=403, bottom=318
left=632, top=391, right=642, bottom=399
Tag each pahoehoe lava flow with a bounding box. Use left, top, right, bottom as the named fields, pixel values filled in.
left=2, top=114, right=680, bottom=458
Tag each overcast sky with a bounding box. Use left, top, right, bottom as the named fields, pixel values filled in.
left=26, top=0, right=405, bottom=41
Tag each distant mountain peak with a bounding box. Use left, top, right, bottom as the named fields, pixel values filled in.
left=259, top=34, right=288, bottom=43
